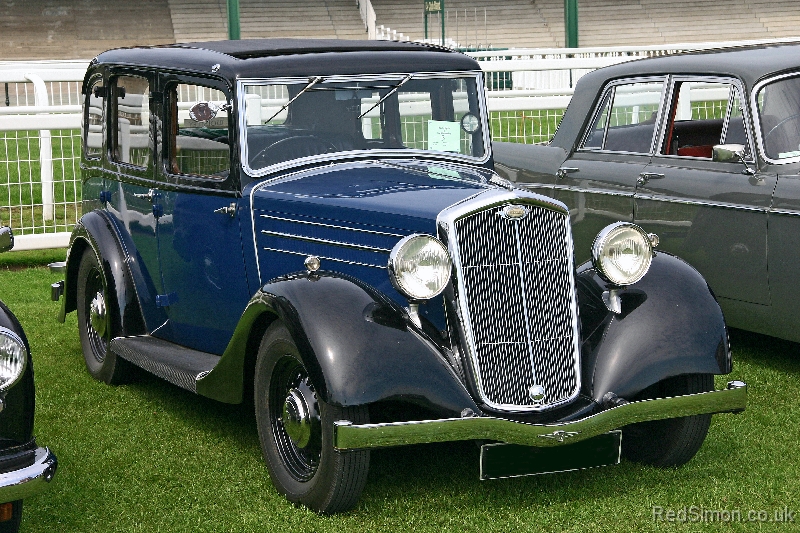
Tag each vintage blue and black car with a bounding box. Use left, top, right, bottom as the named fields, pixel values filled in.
left=53, top=39, right=746, bottom=513
left=495, top=42, right=800, bottom=344
left=0, top=227, right=57, bottom=532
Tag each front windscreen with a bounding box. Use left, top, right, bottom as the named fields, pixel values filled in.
left=241, top=74, right=487, bottom=172
left=757, top=75, right=800, bottom=160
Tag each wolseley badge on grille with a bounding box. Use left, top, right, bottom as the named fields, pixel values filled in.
left=499, top=204, right=530, bottom=220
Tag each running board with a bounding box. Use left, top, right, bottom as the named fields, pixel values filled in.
left=110, top=335, right=220, bottom=393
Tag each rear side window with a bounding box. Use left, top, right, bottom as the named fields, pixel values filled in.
left=83, top=78, right=104, bottom=159
left=111, top=75, right=151, bottom=168
left=167, top=83, right=231, bottom=179
left=581, top=80, right=665, bottom=154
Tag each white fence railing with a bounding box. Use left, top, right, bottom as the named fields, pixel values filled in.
left=2, top=38, right=796, bottom=250
left=0, top=60, right=86, bottom=250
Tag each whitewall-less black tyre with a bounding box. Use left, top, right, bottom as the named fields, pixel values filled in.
left=622, top=373, right=714, bottom=467
left=254, top=322, right=370, bottom=514
left=75, top=247, right=133, bottom=385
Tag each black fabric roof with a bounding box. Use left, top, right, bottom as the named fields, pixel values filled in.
left=178, top=38, right=441, bottom=58
left=92, top=39, right=479, bottom=81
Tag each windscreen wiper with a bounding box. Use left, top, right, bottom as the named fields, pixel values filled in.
left=264, top=76, right=324, bottom=124
left=357, top=74, right=413, bottom=120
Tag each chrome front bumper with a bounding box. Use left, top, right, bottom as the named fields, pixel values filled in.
left=334, top=381, right=747, bottom=450
left=0, top=447, right=57, bottom=503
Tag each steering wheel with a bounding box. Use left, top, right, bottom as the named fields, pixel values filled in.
left=764, top=113, right=800, bottom=147
left=250, top=135, right=337, bottom=167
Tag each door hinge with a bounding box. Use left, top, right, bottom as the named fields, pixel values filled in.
left=155, top=292, right=179, bottom=307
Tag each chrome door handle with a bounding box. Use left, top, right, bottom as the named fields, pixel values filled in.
left=214, top=202, right=237, bottom=217
left=133, top=189, right=155, bottom=202
left=637, top=172, right=665, bottom=186
left=556, top=167, right=579, bottom=179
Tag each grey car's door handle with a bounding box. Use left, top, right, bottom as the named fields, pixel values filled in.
left=637, top=172, right=665, bottom=186
left=556, top=167, right=579, bottom=179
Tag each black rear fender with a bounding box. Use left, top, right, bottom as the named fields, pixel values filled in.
left=60, top=210, right=150, bottom=336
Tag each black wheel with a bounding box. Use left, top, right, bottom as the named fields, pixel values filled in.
left=76, top=247, right=133, bottom=384
left=622, top=374, right=714, bottom=467
left=254, top=322, right=370, bottom=514
left=0, top=500, right=22, bottom=533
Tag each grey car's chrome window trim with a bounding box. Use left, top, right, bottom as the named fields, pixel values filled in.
left=654, top=75, right=756, bottom=163
left=769, top=208, right=800, bottom=217
left=752, top=71, right=800, bottom=166
left=577, top=76, right=668, bottom=156
left=236, top=71, right=492, bottom=179
left=635, top=193, right=767, bottom=213
left=548, top=183, right=636, bottom=197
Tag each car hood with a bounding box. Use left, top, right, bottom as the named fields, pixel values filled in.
left=249, top=160, right=496, bottom=235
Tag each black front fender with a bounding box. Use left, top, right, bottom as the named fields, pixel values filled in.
left=577, top=252, right=730, bottom=403
left=199, top=272, right=478, bottom=415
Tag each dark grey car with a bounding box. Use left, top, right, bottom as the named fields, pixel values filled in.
left=494, top=42, right=800, bottom=343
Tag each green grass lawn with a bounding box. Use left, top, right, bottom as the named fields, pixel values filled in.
left=0, top=252, right=798, bottom=532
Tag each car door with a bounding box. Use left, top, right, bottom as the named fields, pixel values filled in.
left=635, top=77, right=774, bottom=305
left=104, top=71, right=168, bottom=330
left=555, top=77, right=666, bottom=263
left=153, top=75, right=251, bottom=355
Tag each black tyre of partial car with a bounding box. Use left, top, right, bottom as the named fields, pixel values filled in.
left=622, top=373, right=714, bottom=467
left=75, top=247, right=132, bottom=384
left=0, top=500, right=22, bottom=533
left=254, top=322, right=370, bottom=514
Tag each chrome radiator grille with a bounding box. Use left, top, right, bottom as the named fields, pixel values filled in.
left=452, top=202, right=580, bottom=410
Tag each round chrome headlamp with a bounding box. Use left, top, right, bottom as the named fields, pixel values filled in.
left=591, top=222, right=653, bottom=286
left=0, top=327, right=27, bottom=392
left=388, top=234, right=452, bottom=300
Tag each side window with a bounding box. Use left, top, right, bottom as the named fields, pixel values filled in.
left=583, top=92, right=611, bottom=149
left=662, top=81, right=746, bottom=159
left=581, top=80, right=664, bottom=154
left=83, top=78, right=104, bottom=159
left=169, top=83, right=231, bottom=179
left=112, top=75, right=151, bottom=168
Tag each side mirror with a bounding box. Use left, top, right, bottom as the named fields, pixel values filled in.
left=712, top=144, right=746, bottom=163
left=0, top=226, right=14, bottom=253
left=713, top=144, right=757, bottom=176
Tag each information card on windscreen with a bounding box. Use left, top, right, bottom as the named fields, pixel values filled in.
left=427, top=120, right=461, bottom=152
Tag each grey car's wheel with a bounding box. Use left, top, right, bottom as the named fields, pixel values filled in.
left=254, top=322, right=370, bottom=514
left=76, top=247, right=133, bottom=384
left=0, top=500, right=22, bottom=533
left=622, top=373, right=714, bottom=467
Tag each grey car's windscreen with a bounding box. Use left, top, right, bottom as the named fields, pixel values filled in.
left=757, top=75, right=800, bottom=160
left=241, top=74, right=486, bottom=171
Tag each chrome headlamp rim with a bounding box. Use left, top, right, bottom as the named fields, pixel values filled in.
left=0, top=326, right=27, bottom=393
left=388, top=234, right=452, bottom=301
left=591, top=222, right=653, bottom=286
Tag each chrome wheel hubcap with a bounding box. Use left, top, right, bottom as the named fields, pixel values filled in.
left=283, top=388, right=312, bottom=448
left=282, top=375, right=320, bottom=450
left=90, top=291, right=107, bottom=337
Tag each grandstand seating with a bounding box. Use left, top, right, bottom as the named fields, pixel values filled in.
left=1, top=0, right=800, bottom=60
left=372, top=0, right=561, bottom=48
left=0, top=0, right=174, bottom=59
